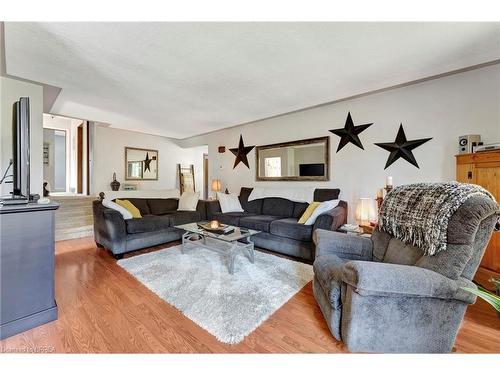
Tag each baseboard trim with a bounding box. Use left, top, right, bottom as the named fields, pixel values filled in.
left=0, top=302, right=58, bottom=340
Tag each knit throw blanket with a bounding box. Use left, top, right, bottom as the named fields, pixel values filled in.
left=378, top=182, right=496, bottom=256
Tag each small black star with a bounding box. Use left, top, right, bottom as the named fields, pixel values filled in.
left=229, top=135, right=255, bottom=169
left=144, top=152, right=152, bottom=172
left=329, top=112, right=373, bottom=152
left=375, top=124, right=432, bottom=169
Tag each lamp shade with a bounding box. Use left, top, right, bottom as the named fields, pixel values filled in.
left=355, top=198, right=377, bottom=225
left=211, top=179, right=222, bottom=192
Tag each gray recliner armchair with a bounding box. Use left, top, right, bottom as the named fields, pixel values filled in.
left=312, top=195, right=499, bottom=353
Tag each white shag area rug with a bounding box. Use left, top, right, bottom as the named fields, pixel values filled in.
left=117, top=241, right=313, bottom=344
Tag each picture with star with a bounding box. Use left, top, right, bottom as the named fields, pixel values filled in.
left=375, top=124, right=432, bottom=169
left=230, top=134, right=255, bottom=169
left=329, top=112, right=373, bottom=152
left=125, top=147, right=158, bottom=180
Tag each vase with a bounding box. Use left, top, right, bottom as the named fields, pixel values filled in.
left=110, top=172, right=120, bottom=191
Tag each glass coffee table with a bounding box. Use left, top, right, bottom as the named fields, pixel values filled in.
left=174, top=222, right=260, bottom=274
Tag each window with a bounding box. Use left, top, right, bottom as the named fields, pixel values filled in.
left=264, top=157, right=281, bottom=177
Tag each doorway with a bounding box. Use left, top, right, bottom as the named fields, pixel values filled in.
left=43, top=114, right=90, bottom=196
left=203, top=153, right=209, bottom=200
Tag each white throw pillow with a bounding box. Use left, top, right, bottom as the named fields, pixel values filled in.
left=102, top=199, right=133, bottom=220
left=178, top=191, right=200, bottom=211
left=217, top=192, right=244, bottom=213
left=304, top=199, right=339, bottom=225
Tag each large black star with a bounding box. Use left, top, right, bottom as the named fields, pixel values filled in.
left=329, top=112, right=373, bottom=152
left=229, top=135, right=255, bottom=169
left=375, top=124, right=432, bottom=169
left=144, top=152, right=152, bottom=172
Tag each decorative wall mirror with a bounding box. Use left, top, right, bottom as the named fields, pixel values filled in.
left=256, top=136, right=329, bottom=181
left=125, top=147, right=158, bottom=180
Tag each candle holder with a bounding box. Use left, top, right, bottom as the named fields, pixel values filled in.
left=209, top=220, right=220, bottom=229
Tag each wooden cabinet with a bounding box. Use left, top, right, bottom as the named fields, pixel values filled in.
left=456, top=151, right=500, bottom=272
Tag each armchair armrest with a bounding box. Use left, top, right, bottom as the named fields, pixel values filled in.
left=313, top=229, right=373, bottom=260
left=342, top=261, right=476, bottom=304
left=313, top=201, right=347, bottom=232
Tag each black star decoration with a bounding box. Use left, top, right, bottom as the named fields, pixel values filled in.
left=229, top=135, right=255, bottom=169
left=375, top=124, right=432, bottom=169
left=329, top=112, right=373, bottom=152
left=144, top=152, right=152, bottom=172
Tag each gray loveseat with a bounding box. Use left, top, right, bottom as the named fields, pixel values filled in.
left=206, top=187, right=347, bottom=261
left=93, top=195, right=209, bottom=259
left=312, top=194, right=499, bottom=353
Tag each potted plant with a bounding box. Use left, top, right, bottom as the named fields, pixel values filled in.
left=462, top=277, right=500, bottom=316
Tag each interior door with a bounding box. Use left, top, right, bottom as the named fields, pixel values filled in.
left=77, top=125, right=83, bottom=194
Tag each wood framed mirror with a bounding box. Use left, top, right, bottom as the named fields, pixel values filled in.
left=125, top=147, right=158, bottom=180
left=256, top=136, right=329, bottom=181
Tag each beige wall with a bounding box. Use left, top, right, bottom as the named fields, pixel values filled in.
left=179, top=64, right=500, bottom=221
left=93, top=125, right=207, bottom=194
left=1, top=76, right=44, bottom=197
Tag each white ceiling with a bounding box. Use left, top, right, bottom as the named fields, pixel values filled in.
left=4, top=22, right=500, bottom=139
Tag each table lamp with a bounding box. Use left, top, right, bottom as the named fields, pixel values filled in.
left=355, top=198, right=377, bottom=227
left=211, top=179, right=222, bottom=193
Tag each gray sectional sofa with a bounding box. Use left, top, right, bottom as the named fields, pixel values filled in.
left=206, top=187, right=347, bottom=261
left=93, top=187, right=347, bottom=262
left=93, top=196, right=209, bottom=259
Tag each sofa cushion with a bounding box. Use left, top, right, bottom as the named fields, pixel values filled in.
left=270, top=218, right=313, bottom=241
left=293, top=201, right=309, bottom=218
left=239, top=187, right=263, bottom=214
left=147, top=198, right=179, bottom=215
left=166, top=210, right=202, bottom=226
left=313, top=254, right=348, bottom=309
left=213, top=211, right=254, bottom=226
left=314, top=188, right=340, bottom=202
left=239, top=215, right=282, bottom=232
left=126, top=198, right=151, bottom=215
left=261, top=198, right=294, bottom=217
left=125, top=215, right=171, bottom=234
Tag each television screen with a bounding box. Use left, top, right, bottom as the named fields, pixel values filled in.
left=13, top=97, right=30, bottom=198
left=299, top=163, right=325, bottom=176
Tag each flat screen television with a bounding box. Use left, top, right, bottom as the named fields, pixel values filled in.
left=12, top=97, right=30, bottom=199
left=299, top=163, right=325, bottom=177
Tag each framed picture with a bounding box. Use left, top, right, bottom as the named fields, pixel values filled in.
left=43, top=143, right=49, bottom=165
left=125, top=147, right=158, bottom=180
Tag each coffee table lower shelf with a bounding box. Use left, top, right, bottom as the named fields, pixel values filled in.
left=180, top=231, right=255, bottom=275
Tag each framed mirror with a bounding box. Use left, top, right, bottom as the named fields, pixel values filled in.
left=125, top=147, right=158, bottom=180
left=256, top=136, right=329, bottom=181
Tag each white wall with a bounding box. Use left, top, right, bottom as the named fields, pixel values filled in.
left=0, top=76, right=44, bottom=197
left=93, top=125, right=207, bottom=194
left=179, top=64, right=500, bottom=221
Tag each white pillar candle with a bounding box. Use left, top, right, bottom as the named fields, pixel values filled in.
left=386, top=176, right=393, bottom=187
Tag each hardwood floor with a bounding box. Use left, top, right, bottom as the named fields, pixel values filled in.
left=1, top=237, right=499, bottom=353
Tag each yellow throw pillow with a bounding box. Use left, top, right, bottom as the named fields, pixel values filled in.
left=298, top=202, right=320, bottom=224
left=115, top=199, right=142, bottom=219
